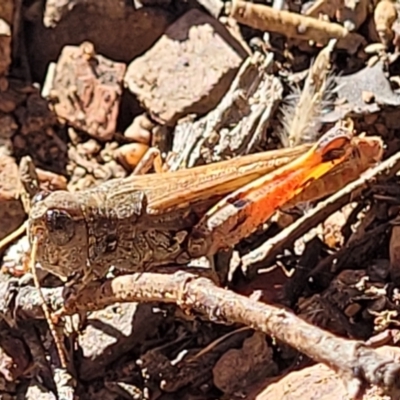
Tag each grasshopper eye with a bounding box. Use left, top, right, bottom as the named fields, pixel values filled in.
left=45, top=209, right=75, bottom=246
left=319, top=134, right=351, bottom=162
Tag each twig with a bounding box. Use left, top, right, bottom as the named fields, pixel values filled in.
left=240, top=149, right=400, bottom=277
left=227, top=0, right=365, bottom=53
left=58, top=271, right=400, bottom=399
left=3, top=271, right=400, bottom=397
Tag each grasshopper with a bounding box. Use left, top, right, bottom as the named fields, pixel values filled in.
left=28, top=120, right=383, bottom=284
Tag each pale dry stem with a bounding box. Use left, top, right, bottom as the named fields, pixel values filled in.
left=279, top=40, right=338, bottom=147
left=228, top=0, right=365, bottom=53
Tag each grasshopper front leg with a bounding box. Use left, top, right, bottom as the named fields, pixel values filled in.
left=187, top=123, right=356, bottom=258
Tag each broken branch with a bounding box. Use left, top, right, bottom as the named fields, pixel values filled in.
left=59, top=271, right=400, bottom=398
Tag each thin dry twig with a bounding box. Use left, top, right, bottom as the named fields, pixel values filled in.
left=240, top=148, right=400, bottom=277
left=3, top=268, right=400, bottom=397
left=47, top=271, right=400, bottom=399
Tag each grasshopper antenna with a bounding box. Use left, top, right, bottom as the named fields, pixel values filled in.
left=30, top=236, right=68, bottom=368
left=21, top=156, right=68, bottom=368
left=279, top=38, right=338, bottom=148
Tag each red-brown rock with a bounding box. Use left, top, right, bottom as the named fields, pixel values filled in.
left=124, top=9, right=248, bottom=126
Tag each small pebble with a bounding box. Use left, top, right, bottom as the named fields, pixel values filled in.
left=115, top=143, right=149, bottom=169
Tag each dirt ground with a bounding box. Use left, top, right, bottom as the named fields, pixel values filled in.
left=2, top=0, right=400, bottom=399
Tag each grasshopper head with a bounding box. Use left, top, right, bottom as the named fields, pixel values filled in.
left=28, top=191, right=89, bottom=280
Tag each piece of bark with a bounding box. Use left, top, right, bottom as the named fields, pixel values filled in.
left=169, top=52, right=282, bottom=168
left=124, top=8, right=248, bottom=126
